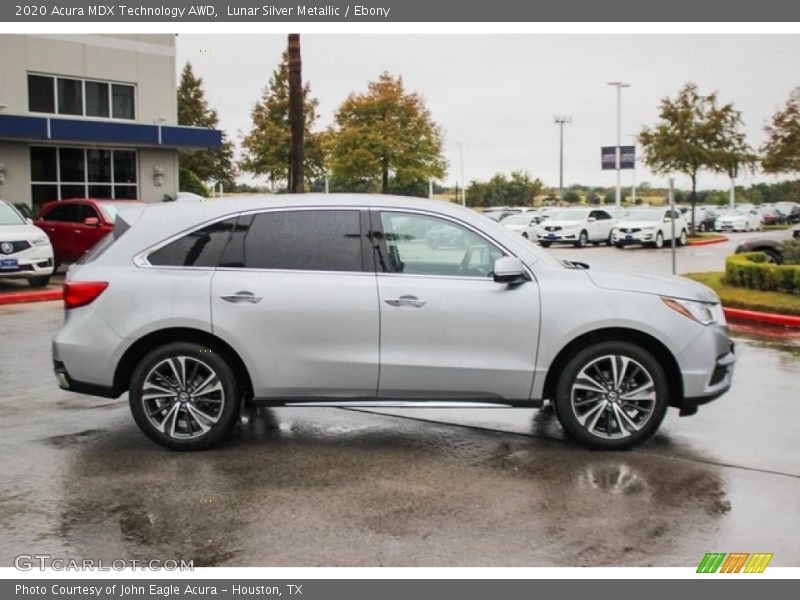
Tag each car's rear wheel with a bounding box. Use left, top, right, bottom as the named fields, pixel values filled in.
left=28, top=275, right=50, bottom=287
left=552, top=341, right=669, bottom=450
left=129, top=342, right=240, bottom=451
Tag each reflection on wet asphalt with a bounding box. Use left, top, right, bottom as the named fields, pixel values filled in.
left=1, top=303, right=798, bottom=567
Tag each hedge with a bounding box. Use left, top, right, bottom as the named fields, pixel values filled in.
left=725, top=252, right=800, bottom=294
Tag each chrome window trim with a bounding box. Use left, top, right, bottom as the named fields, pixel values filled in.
left=133, top=206, right=367, bottom=272
left=132, top=204, right=534, bottom=281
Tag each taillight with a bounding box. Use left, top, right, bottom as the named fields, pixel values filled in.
left=63, top=281, right=108, bottom=309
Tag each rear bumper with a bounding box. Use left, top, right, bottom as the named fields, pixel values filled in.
left=53, top=359, right=120, bottom=398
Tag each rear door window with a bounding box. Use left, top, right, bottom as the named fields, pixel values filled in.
left=219, top=210, right=364, bottom=272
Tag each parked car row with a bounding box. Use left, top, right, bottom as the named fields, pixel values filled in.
left=0, top=197, right=145, bottom=287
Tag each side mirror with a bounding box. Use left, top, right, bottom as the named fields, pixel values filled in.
left=84, top=217, right=100, bottom=227
left=493, top=256, right=527, bottom=285
left=26, top=218, right=33, bottom=225
left=587, top=217, right=596, bottom=222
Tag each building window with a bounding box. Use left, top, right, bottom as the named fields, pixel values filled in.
left=27, top=74, right=136, bottom=120
left=30, top=146, right=138, bottom=211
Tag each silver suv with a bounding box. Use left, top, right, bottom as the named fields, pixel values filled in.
left=53, top=195, right=734, bottom=451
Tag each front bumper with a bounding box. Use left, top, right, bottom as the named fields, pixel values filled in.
left=537, top=230, right=579, bottom=243
left=0, top=245, right=54, bottom=278
left=675, top=327, right=735, bottom=415
left=612, top=230, right=657, bottom=245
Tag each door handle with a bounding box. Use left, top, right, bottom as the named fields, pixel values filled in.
left=220, top=291, right=262, bottom=304
left=73, top=229, right=82, bottom=234
left=384, top=295, right=426, bottom=308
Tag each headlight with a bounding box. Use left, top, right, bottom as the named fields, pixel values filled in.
left=662, top=297, right=724, bottom=325
left=642, top=226, right=656, bottom=231
left=32, top=237, right=51, bottom=247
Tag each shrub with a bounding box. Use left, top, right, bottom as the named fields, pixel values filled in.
left=179, top=168, right=210, bottom=198
left=725, top=252, right=800, bottom=294
left=780, top=239, right=800, bottom=265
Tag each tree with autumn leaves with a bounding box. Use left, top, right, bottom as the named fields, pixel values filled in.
left=327, top=73, right=446, bottom=194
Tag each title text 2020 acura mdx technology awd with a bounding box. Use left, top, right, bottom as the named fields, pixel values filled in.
left=53, top=195, right=734, bottom=451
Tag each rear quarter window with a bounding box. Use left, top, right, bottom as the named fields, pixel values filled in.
left=147, top=218, right=238, bottom=268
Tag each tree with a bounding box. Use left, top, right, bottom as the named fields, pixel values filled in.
left=328, top=73, right=446, bottom=194
left=762, top=87, right=800, bottom=175
left=562, top=191, right=581, bottom=204
left=287, top=33, right=304, bottom=193
left=706, top=99, right=758, bottom=207
left=465, top=172, right=544, bottom=207
left=240, top=52, right=325, bottom=190
left=639, top=82, right=740, bottom=232
left=176, top=63, right=236, bottom=190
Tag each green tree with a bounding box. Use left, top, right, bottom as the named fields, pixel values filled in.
left=176, top=63, right=236, bottom=190
left=328, top=73, right=446, bottom=194
left=562, top=191, right=581, bottom=204
left=639, top=83, right=740, bottom=232
left=240, top=52, right=325, bottom=191
left=465, top=172, right=544, bottom=207
left=762, top=87, right=800, bottom=175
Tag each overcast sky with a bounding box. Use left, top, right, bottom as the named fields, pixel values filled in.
left=177, top=34, right=800, bottom=190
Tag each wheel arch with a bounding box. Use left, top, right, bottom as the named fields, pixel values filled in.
left=541, top=327, right=684, bottom=408
left=113, top=327, right=254, bottom=400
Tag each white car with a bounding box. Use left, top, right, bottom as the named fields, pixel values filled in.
left=501, top=212, right=540, bottom=239
left=612, top=209, right=688, bottom=249
left=715, top=209, right=763, bottom=232
left=536, top=208, right=617, bottom=248
left=0, top=200, right=55, bottom=287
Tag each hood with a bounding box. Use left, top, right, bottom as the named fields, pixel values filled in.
left=504, top=224, right=526, bottom=231
left=587, top=267, right=718, bottom=303
left=718, top=215, right=746, bottom=222
left=540, top=219, right=583, bottom=228
left=616, top=220, right=660, bottom=229
left=0, top=223, right=47, bottom=241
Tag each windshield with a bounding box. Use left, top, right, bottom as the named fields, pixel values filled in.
left=551, top=210, right=588, bottom=221
left=0, top=202, right=25, bottom=226
left=622, top=210, right=663, bottom=221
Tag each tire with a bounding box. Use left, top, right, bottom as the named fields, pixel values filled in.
left=763, top=249, right=782, bottom=264
left=522, top=232, right=529, bottom=239
left=613, top=243, right=624, bottom=249
left=606, top=232, right=614, bottom=246
left=28, top=275, right=50, bottom=287
left=539, top=241, right=551, bottom=248
left=552, top=341, right=669, bottom=450
left=574, top=230, right=588, bottom=248
left=652, top=231, right=664, bottom=249
left=677, top=229, right=688, bottom=247
left=129, top=342, right=241, bottom=451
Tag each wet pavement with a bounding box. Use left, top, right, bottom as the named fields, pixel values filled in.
left=0, top=300, right=798, bottom=567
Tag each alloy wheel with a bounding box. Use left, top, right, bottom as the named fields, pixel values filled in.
left=141, top=356, right=226, bottom=440
left=569, top=354, right=657, bottom=440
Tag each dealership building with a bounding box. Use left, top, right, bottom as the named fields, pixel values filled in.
left=0, top=34, right=221, bottom=212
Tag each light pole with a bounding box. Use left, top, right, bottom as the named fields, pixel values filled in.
left=554, top=115, right=572, bottom=201
left=608, top=82, right=630, bottom=208
left=629, top=134, right=638, bottom=205
left=456, top=142, right=465, bottom=206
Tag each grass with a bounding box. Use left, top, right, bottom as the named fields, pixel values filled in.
left=763, top=224, right=795, bottom=231
left=683, top=271, right=800, bottom=316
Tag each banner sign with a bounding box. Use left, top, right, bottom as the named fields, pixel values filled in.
left=3, top=1, right=800, bottom=22
left=602, top=145, right=635, bottom=170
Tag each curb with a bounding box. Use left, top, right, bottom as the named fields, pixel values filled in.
left=723, top=307, right=800, bottom=329
left=687, top=236, right=729, bottom=247
left=0, top=289, right=63, bottom=306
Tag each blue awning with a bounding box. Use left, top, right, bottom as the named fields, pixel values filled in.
left=0, top=114, right=221, bottom=148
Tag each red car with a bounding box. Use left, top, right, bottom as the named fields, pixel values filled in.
left=34, top=198, right=145, bottom=267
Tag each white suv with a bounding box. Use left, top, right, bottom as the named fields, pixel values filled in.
left=52, top=195, right=734, bottom=451
left=0, top=200, right=54, bottom=287
left=536, top=208, right=617, bottom=248
left=612, top=209, right=688, bottom=248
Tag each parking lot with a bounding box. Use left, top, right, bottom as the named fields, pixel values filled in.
left=0, top=233, right=798, bottom=567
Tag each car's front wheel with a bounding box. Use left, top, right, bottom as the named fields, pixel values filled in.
left=539, top=241, right=551, bottom=248
left=129, top=342, right=240, bottom=450
left=652, top=231, right=664, bottom=249
left=28, top=275, right=50, bottom=287
left=574, top=230, right=588, bottom=248
left=552, top=341, right=669, bottom=450
left=677, top=229, right=688, bottom=246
